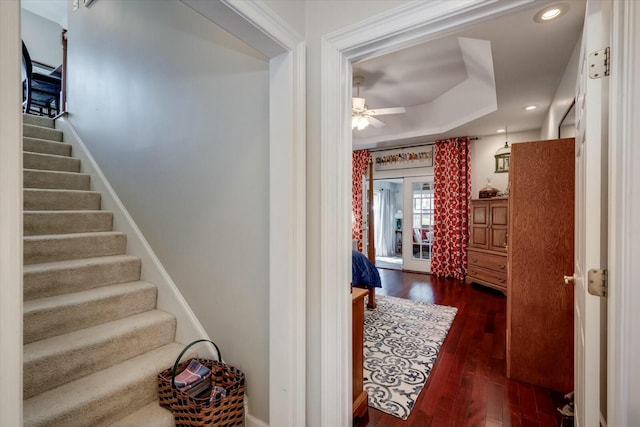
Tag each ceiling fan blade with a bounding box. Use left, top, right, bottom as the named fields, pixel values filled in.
left=367, top=106, right=406, bottom=116
left=367, top=116, right=385, bottom=128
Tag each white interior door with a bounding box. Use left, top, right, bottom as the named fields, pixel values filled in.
left=574, top=0, right=610, bottom=425
left=402, top=176, right=434, bottom=273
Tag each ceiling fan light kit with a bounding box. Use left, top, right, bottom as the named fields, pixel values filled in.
left=352, top=74, right=406, bottom=131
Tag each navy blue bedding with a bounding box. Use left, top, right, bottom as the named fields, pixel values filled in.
left=352, top=250, right=382, bottom=288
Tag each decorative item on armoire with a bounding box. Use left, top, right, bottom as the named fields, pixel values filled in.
left=478, top=178, right=499, bottom=199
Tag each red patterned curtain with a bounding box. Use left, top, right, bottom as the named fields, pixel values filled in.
left=352, top=150, right=370, bottom=252
left=431, top=137, right=471, bottom=280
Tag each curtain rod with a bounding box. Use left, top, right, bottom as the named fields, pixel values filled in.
left=367, top=137, right=479, bottom=153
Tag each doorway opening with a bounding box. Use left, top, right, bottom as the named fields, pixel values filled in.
left=371, top=178, right=403, bottom=270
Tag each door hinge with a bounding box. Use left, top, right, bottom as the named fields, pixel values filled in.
left=587, top=268, right=608, bottom=297
left=589, top=47, right=610, bottom=79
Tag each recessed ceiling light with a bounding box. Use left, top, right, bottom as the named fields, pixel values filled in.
left=534, top=3, right=569, bottom=23
left=542, top=8, right=562, bottom=20
left=496, top=129, right=505, bottom=133
left=524, top=105, right=537, bottom=111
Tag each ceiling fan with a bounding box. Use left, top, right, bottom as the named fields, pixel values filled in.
left=352, top=75, right=406, bottom=130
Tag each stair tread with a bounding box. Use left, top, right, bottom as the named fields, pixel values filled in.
left=23, top=123, right=63, bottom=142
left=23, top=150, right=77, bottom=161
left=24, top=188, right=101, bottom=212
left=23, top=281, right=157, bottom=345
left=24, top=230, right=125, bottom=242
left=24, top=310, right=174, bottom=362
left=23, top=137, right=71, bottom=157
left=24, top=209, right=105, bottom=214
left=24, top=210, right=113, bottom=236
left=23, top=114, right=55, bottom=128
left=24, top=188, right=99, bottom=195
left=108, top=401, right=174, bottom=427
left=24, top=281, right=155, bottom=315
left=23, top=254, right=139, bottom=274
left=23, top=168, right=89, bottom=177
left=23, top=343, right=185, bottom=427
left=23, top=169, right=91, bottom=191
left=23, top=151, right=80, bottom=173
left=23, top=122, right=59, bottom=132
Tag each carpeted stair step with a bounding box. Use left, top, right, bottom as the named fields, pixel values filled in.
left=24, top=231, right=126, bottom=265
left=24, top=281, right=158, bottom=344
left=23, top=123, right=63, bottom=141
left=24, top=151, right=80, bottom=173
left=23, top=114, right=55, bottom=129
left=108, top=401, right=174, bottom=427
left=23, top=255, right=142, bottom=301
left=24, top=188, right=101, bottom=211
left=23, top=137, right=72, bottom=157
left=23, top=342, right=186, bottom=427
left=24, top=210, right=113, bottom=236
left=23, top=168, right=90, bottom=190
left=23, top=310, right=176, bottom=400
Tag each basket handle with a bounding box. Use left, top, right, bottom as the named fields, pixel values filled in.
left=170, top=339, right=222, bottom=389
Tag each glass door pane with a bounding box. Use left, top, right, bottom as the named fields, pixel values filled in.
left=402, top=176, right=434, bottom=273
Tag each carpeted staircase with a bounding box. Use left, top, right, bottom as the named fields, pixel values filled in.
left=22, top=114, right=180, bottom=427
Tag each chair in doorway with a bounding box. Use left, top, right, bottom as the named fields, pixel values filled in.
left=22, top=41, right=62, bottom=117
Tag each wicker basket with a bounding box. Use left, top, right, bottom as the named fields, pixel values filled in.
left=157, top=339, right=245, bottom=427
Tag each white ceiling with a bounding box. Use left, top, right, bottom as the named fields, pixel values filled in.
left=352, top=0, right=586, bottom=149
left=20, top=0, right=584, bottom=149
left=21, top=0, right=68, bottom=29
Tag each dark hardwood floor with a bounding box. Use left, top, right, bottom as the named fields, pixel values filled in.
left=356, top=268, right=566, bottom=427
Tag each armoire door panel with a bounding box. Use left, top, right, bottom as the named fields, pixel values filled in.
left=472, top=203, right=488, bottom=225
left=471, top=226, right=489, bottom=248
left=490, top=203, right=508, bottom=226
left=489, top=228, right=508, bottom=252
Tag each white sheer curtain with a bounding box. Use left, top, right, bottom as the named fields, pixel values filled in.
left=374, top=188, right=395, bottom=257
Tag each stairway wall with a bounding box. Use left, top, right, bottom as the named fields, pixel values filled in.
left=66, top=0, right=270, bottom=421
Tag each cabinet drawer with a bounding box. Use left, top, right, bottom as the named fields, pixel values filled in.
left=468, top=250, right=507, bottom=273
left=467, top=265, right=507, bottom=290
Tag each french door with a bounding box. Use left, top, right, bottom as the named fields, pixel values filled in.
left=402, top=176, right=434, bottom=273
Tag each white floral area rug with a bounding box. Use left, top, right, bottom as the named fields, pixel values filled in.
left=363, top=295, right=457, bottom=420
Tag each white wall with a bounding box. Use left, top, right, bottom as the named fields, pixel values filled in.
left=540, top=34, right=582, bottom=140
left=21, top=9, right=63, bottom=68
left=469, top=129, right=541, bottom=198
left=66, top=0, right=271, bottom=421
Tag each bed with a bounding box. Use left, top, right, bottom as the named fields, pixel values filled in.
left=352, top=250, right=381, bottom=309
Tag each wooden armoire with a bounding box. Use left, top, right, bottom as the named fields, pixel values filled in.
left=467, top=197, right=509, bottom=293
left=506, top=138, right=575, bottom=393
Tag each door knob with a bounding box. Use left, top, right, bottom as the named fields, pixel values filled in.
left=563, top=274, right=576, bottom=284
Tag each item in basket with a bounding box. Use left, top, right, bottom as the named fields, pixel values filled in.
left=183, top=376, right=211, bottom=398
left=174, top=360, right=211, bottom=388
left=209, top=385, right=227, bottom=404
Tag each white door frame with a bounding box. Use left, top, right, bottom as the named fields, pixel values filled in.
left=320, top=1, right=545, bottom=423
left=607, top=1, right=640, bottom=425
left=0, top=1, right=24, bottom=426
left=0, top=1, right=306, bottom=425
left=319, top=0, right=634, bottom=424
